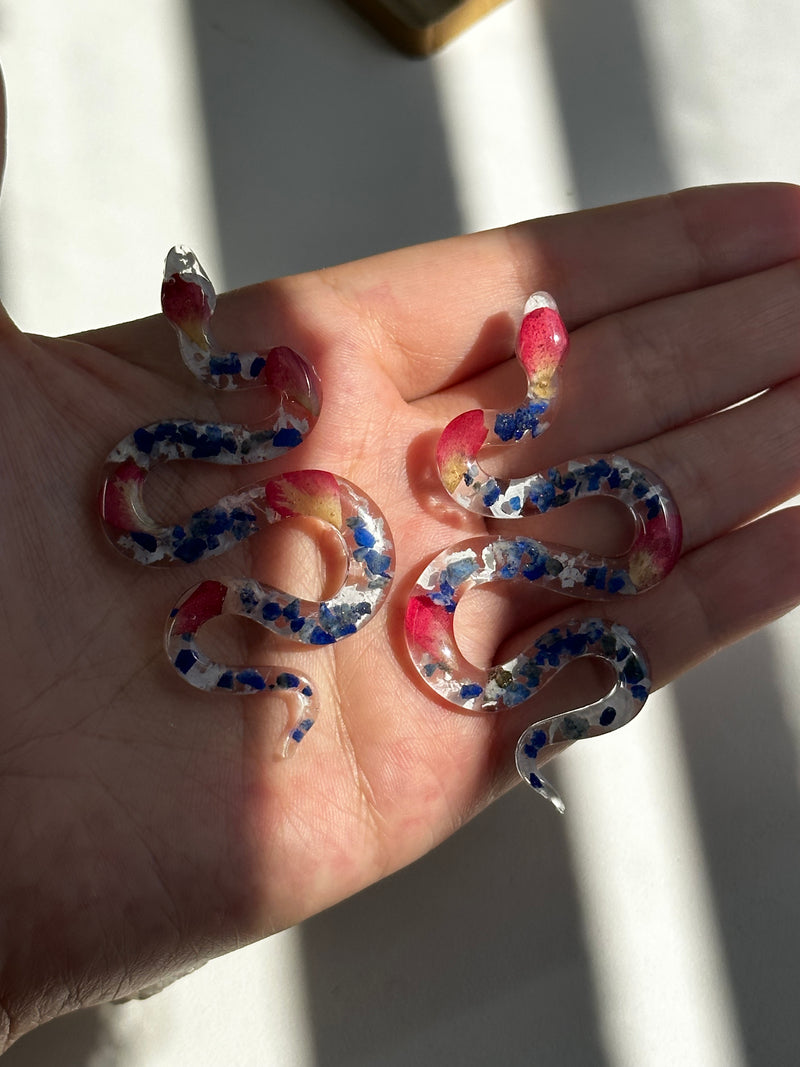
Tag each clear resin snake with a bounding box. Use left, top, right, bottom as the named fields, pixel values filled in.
left=100, top=247, right=394, bottom=752
left=405, top=293, right=681, bottom=810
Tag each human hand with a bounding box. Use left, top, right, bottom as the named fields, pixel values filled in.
left=3, top=113, right=800, bottom=1046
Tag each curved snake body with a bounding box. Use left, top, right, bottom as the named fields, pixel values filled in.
left=405, top=293, right=681, bottom=809
left=100, top=248, right=394, bottom=751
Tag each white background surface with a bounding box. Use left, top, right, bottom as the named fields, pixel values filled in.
left=2, top=1, right=800, bottom=1064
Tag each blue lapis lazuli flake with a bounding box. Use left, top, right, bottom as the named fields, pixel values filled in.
left=301, top=686, right=313, bottom=697
left=564, top=632, right=590, bottom=656
left=522, top=559, right=547, bottom=582
left=358, top=548, right=392, bottom=578
left=190, top=506, right=232, bottom=538
left=431, top=580, right=457, bottom=612
left=631, top=684, right=648, bottom=702
left=584, top=566, right=607, bottom=590
left=216, top=671, right=234, bottom=690
left=529, top=772, right=543, bottom=789
left=276, top=672, right=301, bottom=689
left=262, top=602, right=282, bottom=621
left=272, top=426, right=304, bottom=449
left=191, top=430, right=228, bottom=459
left=173, top=537, right=207, bottom=564
left=483, top=483, right=501, bottom=508
left=599, top=706, right=616, bottom=726
left=291, top=729, right=305, bottom=742
left=229, top=508, right=258, bottom=541
left=282, top=599, right=302, bottom=620
left=174, top=648, right=198, bottom=675
left=494, top=401, right=545, bottom=442
left=530, top=481, right=556, bottom=512
left=209, top=353, right=242, bottom=377
left=248, top=355, right=266, bottom=378
left=289, top=618, right=306, bottom=633
left=309, top=627, right=336, bottom=645
left=236, top=669, right=266, bottom=690
left=539, top=647, right=563, bottom=667
left=239, top=586, right=259, bottom=610
left=494, top=411, right=516, bottom=442
left=154, top=421, right=178, bottom=441
left=623, top=657, right=646, bottom=685
left=131, top=530, right=159, bottom=554
left=177, top=423, right=199, bottom=447
left=460, top=683, right=483, bottom=700
left=524, top=729, right=548, bottom=757
left=500, top=682, right=532, bottom=707
left=607, top=573, right=626, bottom=594
left=353, top=524, right=376, bottom=548
left=320, top=600, right=369, bottom=628
left=445, top=557, right=478, bottom=587
left=497, top=540, right=525, bottom=578
left=133, top=427, right=155, bottom=454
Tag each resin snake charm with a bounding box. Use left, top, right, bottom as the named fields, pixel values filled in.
left=405, top=292, right=681, bottom=810
left=100, top=247, right=394, bottom=751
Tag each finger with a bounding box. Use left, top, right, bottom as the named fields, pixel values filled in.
left=342, top=183, right=800, bottom=400
left=486, top=506, right=800, bottom=786
left=70, top=274, right=323, bottom=390
left=630, top=507, right=800, bottom=685
left=632, top=376, right=800, bottom=553
left=73, top=185, right=800, bottom=402
left=420, top=257, right=800, bottom=458
left=472, top=373, right=800, bottom=577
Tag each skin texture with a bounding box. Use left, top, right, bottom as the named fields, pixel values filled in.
left=3, top=87, right=800, bottom=1048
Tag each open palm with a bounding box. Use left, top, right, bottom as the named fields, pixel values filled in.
left=3, top=177, right=800, bottom=1046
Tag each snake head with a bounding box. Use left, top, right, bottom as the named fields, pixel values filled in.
left=161, top=246, right=215, bottom=350
left=517, top=292, right=569, bottom=398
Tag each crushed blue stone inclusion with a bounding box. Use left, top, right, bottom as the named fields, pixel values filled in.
left=116, top=254, right=400, bottom=741
left=430, top=578, right=458, bottom=612
left=131, top=530, right=158, bottom=554
left=272, top=426, right=303, bottom=449
left=524, top=729, right=548, bottom=758
left=482, top=483, right=501, bottom=508
left=354, top=547, right=392, bottom=579
left=290, top=717, right=315, bottom=743
left=460, top=683, right=483, bottom=700
left=174, top=648, right=198, bottom=674
left=446, top=556, right=479, bottom=586
left=493, top=398, right=548, bottom=442
left=276, top=672, right=300, bottom=689
left=352, top=524, right=375, bottom=548
left=168, top=503, right=258, bottom=563
left=209, top=353, right=242, bottom=377
left=236, top=669, right=266, bottom=690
